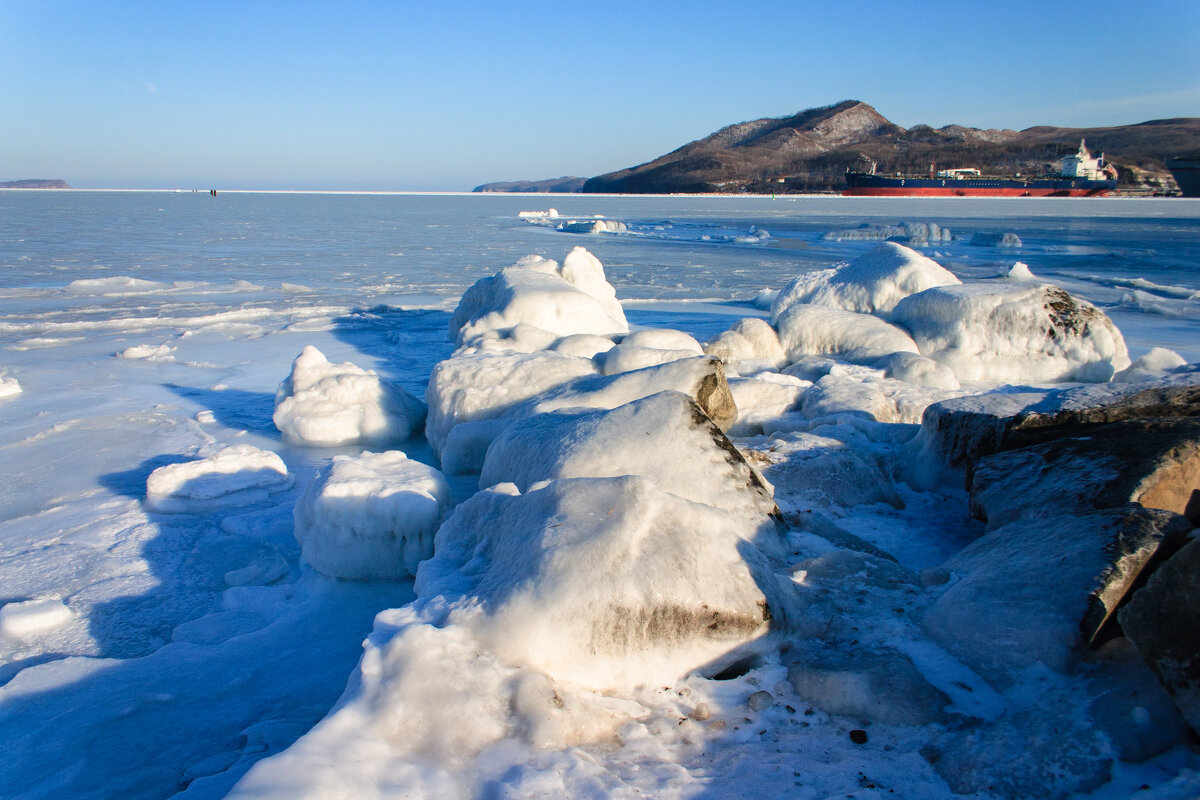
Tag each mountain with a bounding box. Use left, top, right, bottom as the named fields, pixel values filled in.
left=581, top=101, right=1200, bottom=194
left=0, top=179, right=71, bottom=189
left=473, top=176, right=588, bottom=193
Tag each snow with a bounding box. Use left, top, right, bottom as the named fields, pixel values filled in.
left=273, top=345, right=426, bottom=447
left=4, top=193, right=1200, bottom=800
left=0, top=375, right=20, bottom=399
left=145, top=444, right=293, bottom=513
left=293, top=451, right=451, bottom=580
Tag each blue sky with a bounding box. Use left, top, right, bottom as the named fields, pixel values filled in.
left=2, top=0, right=1197, bottom=190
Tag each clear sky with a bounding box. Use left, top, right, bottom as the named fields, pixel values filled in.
left=2, top=0, right=1197, bottom=190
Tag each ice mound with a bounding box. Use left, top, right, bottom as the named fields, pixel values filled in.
left=704, top=317, right=788, bottom=373
left=449, top=247, right=627, bottom=346
left=970, top=231, right=1022, bottom=248
left=0, top=597, right=73, bottom=638
left=421, top=476, right=780, bottom=689
left=518, top=208, right=558, bottom=218
left=822, top=221, right=952, bottom=245
left=891, top=281, right=1131, bottom=383
left=64, top=276, right=170, bottom=295
left=772, top=242, right=961, bottom=318
left=726, top=372, right=809, bottom=436
left=0, top=375, right=20, bottom=399
left=774, top=303, right=920, bottom=364
left=1114, top=346, right=1187, bottom=382
left=597, top=328, right=703, bottom=375
left=293, top=451, right=451, bottom=580
left=145, top=444, right=293, bottom=513
left=754, top=431, right=904, bottom=510
left=274, top=346, right=426, bottom=447
left=117, top=343, right=176, bottom=361
left=479, top=391, right=779, bottom=520
left=560, top=218, right=627, bottom=234
left=425, top=350, right=599, bottom=461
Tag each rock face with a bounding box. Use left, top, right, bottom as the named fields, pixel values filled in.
left=1120, top=534, right=1200, bottom=735
left=472, top=176, right=586, bottom=193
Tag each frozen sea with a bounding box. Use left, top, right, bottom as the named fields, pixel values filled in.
left=1, top=190, right=1199, bottom=800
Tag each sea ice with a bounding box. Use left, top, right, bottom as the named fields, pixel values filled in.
left=771, top=242, right=961, bottom=318
left=274, top=345, right=426, bottom=447
left=145, top=444, right=293, bottom=513
left=293, top=451, right=451, bottom=580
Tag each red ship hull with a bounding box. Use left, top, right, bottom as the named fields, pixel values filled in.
left=843, top=186, right=1113, bottom=197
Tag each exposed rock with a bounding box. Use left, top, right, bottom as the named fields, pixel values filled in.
left=968, top=418, right=1200, bottom=529
left=922, top=506, right=1192, bottom=682
left=1119, top=534, right=1200, bottom=736
left=473, top=176, right=586, bottom=193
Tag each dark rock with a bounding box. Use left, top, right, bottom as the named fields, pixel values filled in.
left=472, top=176, right=586, bottom=193
left=922, top=506, right=1192, bottom=681
left=968, top=417, right=1200, bottom=529
left=849, top=729, right=869, bottom=744
left=1119, top=534, right=1200, bottom=736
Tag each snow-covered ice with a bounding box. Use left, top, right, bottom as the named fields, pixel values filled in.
left=145, top=444, right=293, bottom=513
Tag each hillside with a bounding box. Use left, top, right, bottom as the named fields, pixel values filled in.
left=581, top=102, right=1199, bottom=194
left=0, top=179, right=71, bottom=189
left=473, top=176, right=587, bottom=193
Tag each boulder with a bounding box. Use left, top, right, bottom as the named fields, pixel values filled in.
left=968, top=417, right=1200, bottom=529
left=755, top=431, right=904, bottom=510
left=774, top=303, right=920, bottom=365
left=478, top=391, right=779, bottom=521
left=786, top=649, right=953, bottom=726
left=1119, top=534, right=1200, bottom=736
left=922, top=506, right=1192, bottom=682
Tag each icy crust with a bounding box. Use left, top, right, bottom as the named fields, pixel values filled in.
left=293, top=451, right=451, bottom=581
left=775, top=303, right=920, bottom=364
left=274, top=346, right=426, bottom=447
left=891, top=281, right=1131, bottom=383
left=145, top=444, right=293, bottom=513
left=771, top=242, right=961, bottom=318
left=449, top=247, right=627, bottom=347
left=0, top=375, right=20, bottom=399
left=0, top=597, right=73, bottom=638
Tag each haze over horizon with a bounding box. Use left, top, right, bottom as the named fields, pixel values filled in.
left=3, top=0, right=1197, bottom=191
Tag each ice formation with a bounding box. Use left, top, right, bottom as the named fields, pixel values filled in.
left=0, top=597, right=73, bottom=638
left=293, top=451, right=451, bottom=580
left=771, top=242, right=961, bottom=318
left=274, top=346, right=426, bottom=447
left=560, top=218, right=628, bottom=234
left=774, top=303, right=921, bottom=364
left=449, top=247, right=627, bottom=346
left=145, top=444, right=293, bottom=513
left=0, top=375, right=20, bottom=399
left=891, top=281, right=1131, bottom=382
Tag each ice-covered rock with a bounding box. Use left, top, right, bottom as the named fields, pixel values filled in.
left=450, top=248, right=627, bottom=346
left=145, top=444, right=293, bottom=513
left=703, top=317, right=787, bottom=372
left=293, top=451, right=451, bottom=581
left=786, top=650, right=952, bottom=725
left=424, top=349, right=598, bottom=461
left=0, top=375, right=20, bottom=399
left=419, top=475, right=782, bottom=689
left=871, top=351, right=959, bottom=390
left=549, top=333, right=616, bottom=359
left=890, top=282, right=1131, bottom=383
left=479, top=391, right=779, bottom=521
left=726, top=372, right=809, bottom=436
left=0, top=597, right=73, bottom=638
left=922, top=505, right=1192, bottom=681
left=1114, top=347, right=1188, bottom=382
left=273, top=346, right=426, bottom=447
left=440, top=355, right=737, bottom=474
left=774, top=304, right=920, bottom=365
left=597, top=328, right=703, bottom=376
left=968, top=418, right=1200, bottom=529
left=771, top=242, right=961, bottom=318
left=1120, top=534, right=1200, bottom=735
left=560, top=219, right=627, bottom=234
left=970, top=231, right=1022, bottom=248
left=752, top=430, right=904, bottom=509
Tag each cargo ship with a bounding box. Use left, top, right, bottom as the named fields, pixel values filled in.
left=844, top=140, right=1118, bottom=197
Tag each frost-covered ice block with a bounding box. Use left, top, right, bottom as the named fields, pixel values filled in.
left=0, top=597, right=73, bottom=637
left=294, top=451, right=450, bottom=580
left=890, top=282, right=1131, bottom=383
left=425, top=349, right=599, bottom=460
left=0, top=375, right=20, bottom=399
left=450, top=247, right=628, bottom=346
left=419, top=476, right=781, bottom=689
left=273, top=346, right=425, bottom=447
left=597, top=328, right=703, bottom=375
left=774, top=303, right=920, bottom=364
left=704, top=317, right=788, bottom=372
left=145, top=444, right=293, bottom=513
left=771, top=242, right=960, bottom=319
left=479, top=391, right=779, bottom=520
left=560, top=219, right=627, bottom=234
